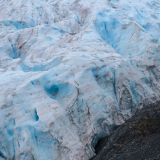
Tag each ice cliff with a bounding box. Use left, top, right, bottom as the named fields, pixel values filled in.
left=0, top=0, right=160, bottom=159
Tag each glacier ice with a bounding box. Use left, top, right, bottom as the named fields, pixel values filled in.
left=0, top=0, right=160, bottom=159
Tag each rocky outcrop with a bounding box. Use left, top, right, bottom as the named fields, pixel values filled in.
left=92, top=102, right=160, bottom=160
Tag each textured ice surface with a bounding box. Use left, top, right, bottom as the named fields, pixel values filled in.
left=0, top=0, right=160, bottom=160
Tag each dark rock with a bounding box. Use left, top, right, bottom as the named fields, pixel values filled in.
left=92, top=102, right=160, bottom=160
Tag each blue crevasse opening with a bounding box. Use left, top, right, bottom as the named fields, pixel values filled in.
left=1, top=20, right=35, bottom=29
left=95, top=11, right=147, bottom=56
left=95, top=12, right=121, bottom=51
left=21, top=57, right=61, bottom=72
left=9, top=44, right=21, bottom=59
left=34, top=109, right=39, bottom=121
left=45, top=84, right=59, bottom=97
left=44, top=83, right=70, bottom=98
left=44, top=82, right=74, bottom=104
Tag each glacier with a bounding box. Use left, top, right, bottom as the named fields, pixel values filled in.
left=0, top=0, right=160, bottom=159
